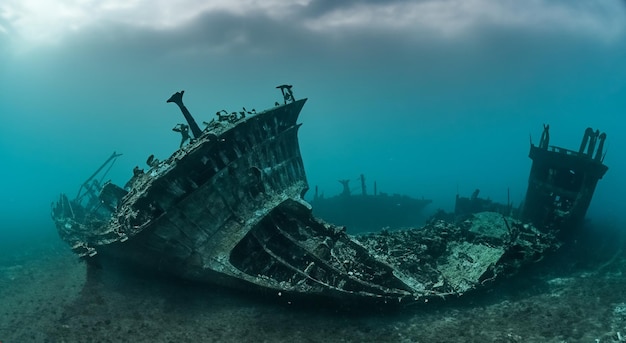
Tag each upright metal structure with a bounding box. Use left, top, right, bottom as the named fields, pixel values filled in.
left=521, top=126, right=608, bottom=232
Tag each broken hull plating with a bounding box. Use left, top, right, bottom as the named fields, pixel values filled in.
left=54, top=99, right=425, bottom=302
left=52, top=96, right=566, bottom=305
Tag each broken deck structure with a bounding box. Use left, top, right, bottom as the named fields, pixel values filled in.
left=51, top=88, right=608, bottom=306
left=521, top=126, right=608, bottom=233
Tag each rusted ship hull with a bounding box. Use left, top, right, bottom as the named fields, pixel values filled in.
left=52, top=89, right=607, bottom=305
left=54, top=98, right=320, bottom=286
left=50, top=94, right=470, bottom=303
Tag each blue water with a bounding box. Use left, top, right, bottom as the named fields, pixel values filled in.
left=1, top=2, right=625, bottom=341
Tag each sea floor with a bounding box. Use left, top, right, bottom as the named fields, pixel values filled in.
left=2, top=226, right=626, bottom=343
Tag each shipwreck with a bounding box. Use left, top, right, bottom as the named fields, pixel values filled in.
left=51, top=87, right=608, bottom=305
left=310, top=174, right=432, bottom=233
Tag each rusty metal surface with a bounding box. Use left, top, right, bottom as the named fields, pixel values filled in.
left=51, top=91, right=607, bottom=305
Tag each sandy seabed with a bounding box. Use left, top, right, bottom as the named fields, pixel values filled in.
left=2, top=228, right=626, bottom=343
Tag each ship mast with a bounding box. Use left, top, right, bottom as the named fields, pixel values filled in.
left=360, top=174, right=367, bottom=196
left=74, top=151, right=123, bottom=205
left=166, top=90, right=203, bottom=138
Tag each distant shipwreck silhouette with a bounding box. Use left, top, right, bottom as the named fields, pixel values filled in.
left=310, top=174, right=432, bottom=233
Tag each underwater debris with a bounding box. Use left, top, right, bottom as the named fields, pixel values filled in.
left=51, top=89, right=608, bottom=305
